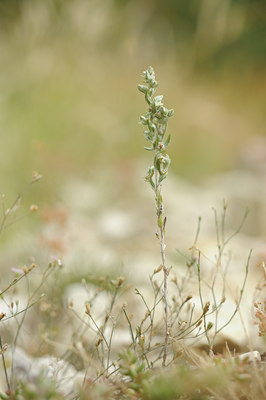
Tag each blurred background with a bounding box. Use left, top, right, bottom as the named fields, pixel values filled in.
left=0, top=0, right=265, bottom=347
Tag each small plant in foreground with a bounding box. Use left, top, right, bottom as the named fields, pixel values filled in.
left=0, top=171, right=41, bottom=237
left=138, top=66, right=173, bottom=366
left=0, top=175, right=63, bottom=397
left=119, top=349, right=148, bottom=398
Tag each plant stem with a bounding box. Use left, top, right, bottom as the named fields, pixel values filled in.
left=0, top=336, right=10, bottom=393
left=155, top=169, right=169, bottom=366
left=138, top=66, right=173, bottom=367
left=161, top=229, right=169, bottom=367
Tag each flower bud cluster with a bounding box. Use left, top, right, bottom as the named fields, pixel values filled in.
left=138, top=66, right=173, bottom=188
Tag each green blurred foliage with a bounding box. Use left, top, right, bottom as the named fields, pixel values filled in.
left=105, top=0, right=266, bottom=70
left=1, top=0, right=265, bottom=69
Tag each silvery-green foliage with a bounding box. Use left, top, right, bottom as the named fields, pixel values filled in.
left=138, top=67, right=173, bottom=188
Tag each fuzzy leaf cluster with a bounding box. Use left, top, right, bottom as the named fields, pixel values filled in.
left=138, top=67, right=173, bottom=188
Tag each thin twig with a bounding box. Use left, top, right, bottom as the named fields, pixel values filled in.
left=0, top=336, right=10, bottom=393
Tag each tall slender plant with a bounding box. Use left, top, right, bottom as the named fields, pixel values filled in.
left=138, top=67, right=173, bottom=366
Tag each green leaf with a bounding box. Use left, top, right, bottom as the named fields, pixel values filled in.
left=138, top=84, right=148, bottom=94
left=149, top=178, right=155, bottom=190
left=168, top=109, right=174, bottom=117
left=153, top=95, right=163, bottom=106
left=158, top=174, right=167, bottom=184
left=164, top=133, right=171, bottom=148
left=140, top=115, right=148, bottom=125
